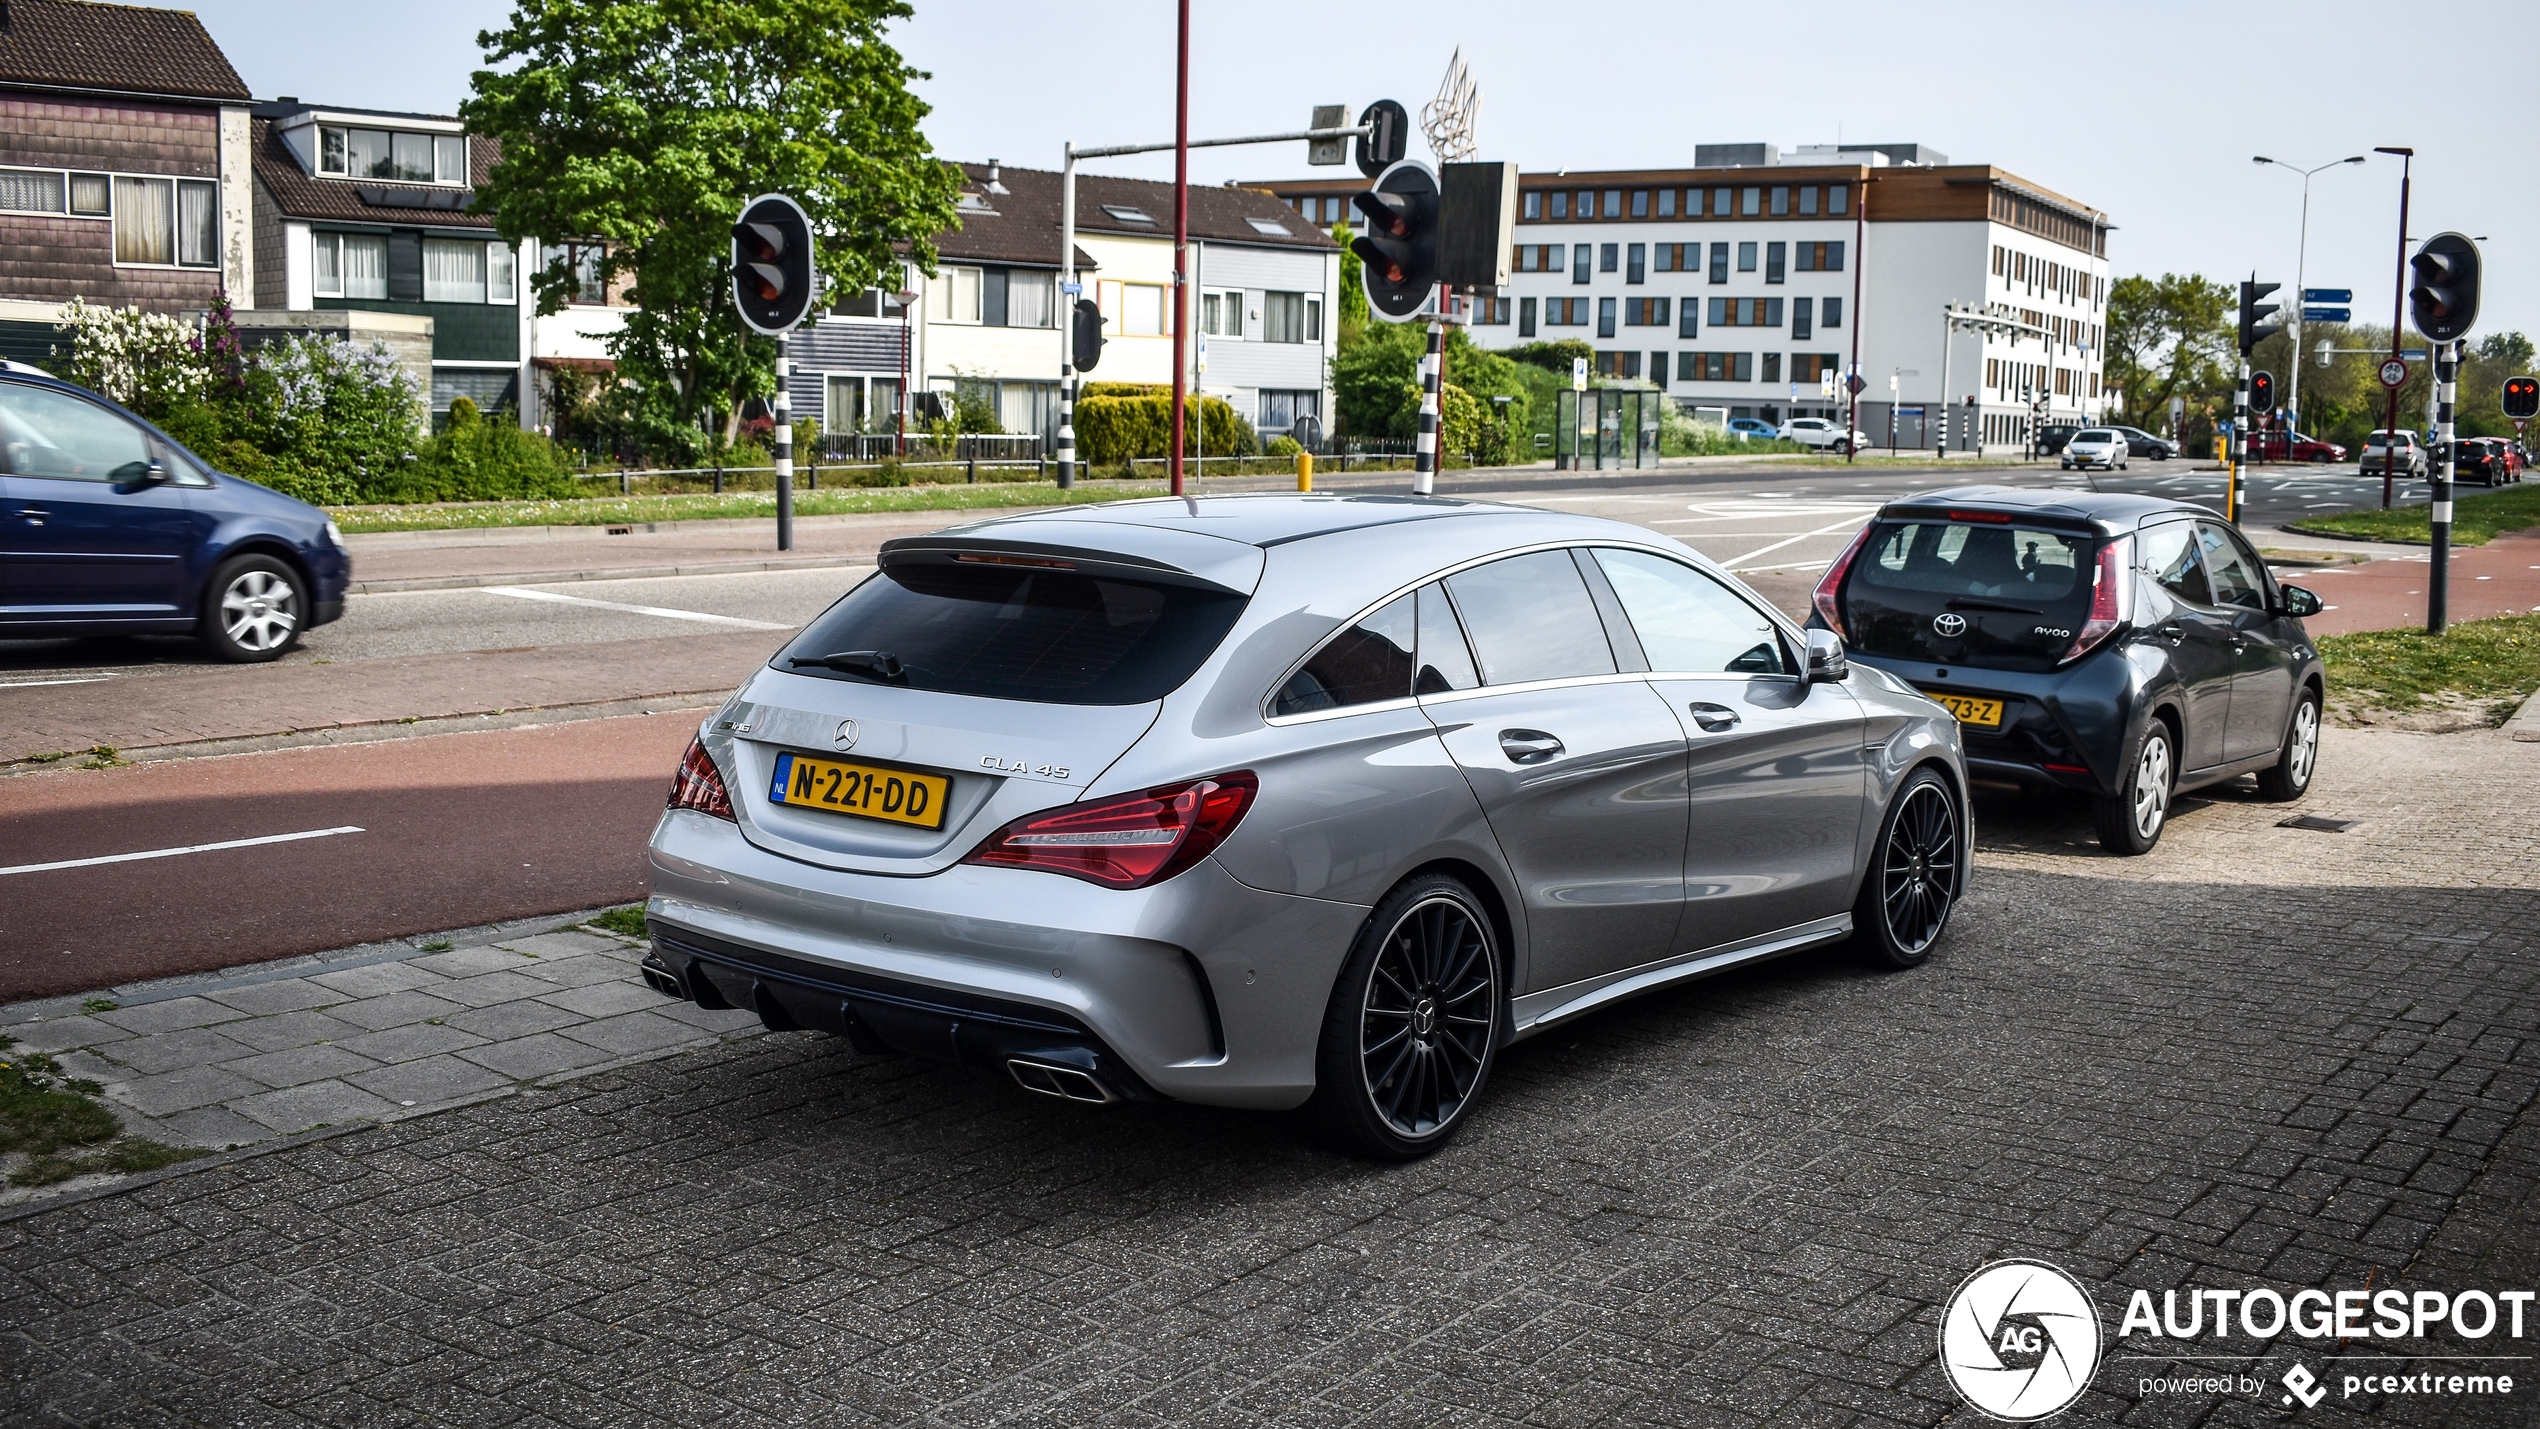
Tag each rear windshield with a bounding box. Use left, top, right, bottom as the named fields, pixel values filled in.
left=1843, top=519, right=2099, bottom=672
left=777, top=563, right=1247, bottom=705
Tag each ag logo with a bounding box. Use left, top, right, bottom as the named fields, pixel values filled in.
left=1939, top=1259, right=2102, bottom=1421
left=1932, top=612, right=1968, bottom=637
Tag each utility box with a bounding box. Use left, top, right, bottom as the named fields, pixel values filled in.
left=1437, top=161, right=1517, bottom=289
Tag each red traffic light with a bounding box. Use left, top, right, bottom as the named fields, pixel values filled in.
left=2505, top=375, right=2540, bottom=421
left=2249, top=370, right=2275, bottom=413
left=730, top=194, right=814, bottom=334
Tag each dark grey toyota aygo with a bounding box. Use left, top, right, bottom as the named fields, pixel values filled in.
left=1808, top=486, right=2325, bottom=854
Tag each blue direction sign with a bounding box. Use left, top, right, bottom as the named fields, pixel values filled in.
left=2302, top=288, right=2352, bottom=304
left=2302, top=306, right=2352, bottom=323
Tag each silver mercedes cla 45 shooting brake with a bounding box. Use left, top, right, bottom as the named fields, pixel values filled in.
left=644, top=495, right=1970, bottom=1159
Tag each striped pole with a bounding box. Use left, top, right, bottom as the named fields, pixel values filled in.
left=2228, top=359, right=2248, bottom=523
left=774, top=332, right=793, bottom=551
left=1414, top=318, right=1442, bottom=496
left=1057, top=374, right=1075, bottom=490
left=2430, top=338, right=2457, bottom=634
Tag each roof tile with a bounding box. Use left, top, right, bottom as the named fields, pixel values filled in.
left=0, top=0, right=251, bottom=102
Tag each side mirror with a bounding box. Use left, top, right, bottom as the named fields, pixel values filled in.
left=112, top=460, right=167, bottom=492
left=1803, top=628, right=1850, bottom=684
left=2279, top=584, right=2322, bottom=619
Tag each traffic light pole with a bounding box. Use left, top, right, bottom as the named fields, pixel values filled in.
left=774, top=333, right=793, bottom=551
left=2430, top=339, right=2457, bottom=634
left=2228, top=360, right=2247, bottom=523
left=2377, top=147, right=2413, bottom=511
left=1058, top=147, right=1077, bottom=490
left=1414, top=319, right=1442, bottom=496
left=1169, top=0, right=1189, bottom=498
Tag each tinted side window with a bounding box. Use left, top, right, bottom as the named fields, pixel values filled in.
left=1414, top=582, right=1479, bottom=694
left=1593, top=548, right=1789, bottom=674
left=2139, top=522, right=2209, bottom=605
left=0, top=383, right=151, bottom=481
left=2196, top=523, right=2266, bottom=610
left=1273, top=592, right=1416, bottom=716
left=1443, top=550, right=1617, bottom=686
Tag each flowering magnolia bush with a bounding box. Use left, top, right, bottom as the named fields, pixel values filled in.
left=51, top=301, right=568, bottom=506
left=52, top=297, right=206, bottom=413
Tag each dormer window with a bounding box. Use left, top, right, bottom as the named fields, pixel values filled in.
left=955, top=191, right=998, bottom=215
left=316, top=125, right=467, bottom=185
left=1100, top=204, right=1154, bottom=224
left=1245, top=217, right=1291, bottom=236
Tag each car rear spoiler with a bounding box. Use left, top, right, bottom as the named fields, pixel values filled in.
left=877, top=533, right=1259, bottom=595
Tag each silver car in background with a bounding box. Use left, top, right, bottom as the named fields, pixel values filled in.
left=644, top=496, right=1970, bottom=1159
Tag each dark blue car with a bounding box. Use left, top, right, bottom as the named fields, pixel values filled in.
left=0, top=363, right=348, bottom=662
left=1810, top=486, right=2326, bottom=855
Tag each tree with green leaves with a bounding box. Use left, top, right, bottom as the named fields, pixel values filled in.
left=2105, top=273, right=2234, bottom=433
left=463, top=0, right=962, bottom=461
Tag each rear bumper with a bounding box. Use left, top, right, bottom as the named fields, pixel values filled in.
left=645, top=808, right=1371, bottom=1109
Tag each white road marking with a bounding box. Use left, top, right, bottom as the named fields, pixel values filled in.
left=478, top=586, right=793, bottom=630
left=0, top=826, right=366, bottom=878
left=1726, top=558, right=1840, bottom=573
left=0, top=675, right=113, bottom=689
left=1724, top=514, right=1878, bottom=568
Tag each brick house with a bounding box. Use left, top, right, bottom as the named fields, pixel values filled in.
left=0, top=0, right=256, bottom=362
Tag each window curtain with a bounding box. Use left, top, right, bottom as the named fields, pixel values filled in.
left=0, top=169, right=66, bottom=214
left=177, top=180, right=216, bottom=267
left=1006, top=271, right=1054, bottom=329
left=313, top=234, right=340, bottom=296
left=423, top=238, right=485, bottom=302
left=485, top=242, right=516, bottom=302
left=340, top=234, right=389, bottom=298
left=113, top=176, right=172, bottom=264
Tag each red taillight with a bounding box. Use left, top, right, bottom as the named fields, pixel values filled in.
left=2059, top=535, right=2134, bottom=666
left=1813, top=523, right=1878, bottom=638
left=963, top=772, right=1258, bottom=889
left=668, top=737, right=736, bottom=821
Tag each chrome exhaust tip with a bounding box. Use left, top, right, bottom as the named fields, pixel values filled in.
left=1006, top=1057, right=1115, bottom=1105
left=638, top=954, right=686, bottom=1000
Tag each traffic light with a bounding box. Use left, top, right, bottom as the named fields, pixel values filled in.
left=2237, top=279, right=2281, bottom=356
left=1351, top=160, right=1439, bottom=322
left=2506, top=375, right=2540, bottom=421
left=1070, top=298, right=1105, bottom=373
left=731, top=193, right=814, bottom=334
left=2249, top=370, right=2275, bottom=414
left=1354, top=99, right=1408, bottom=178
left=2409, top=233, right=2482, bottom=343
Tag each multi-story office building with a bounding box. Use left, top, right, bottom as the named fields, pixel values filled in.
left=1253, top=142, right=2111, bottom=453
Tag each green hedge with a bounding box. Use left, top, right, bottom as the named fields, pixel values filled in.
left=1074, top=394, right=1256, bottom=466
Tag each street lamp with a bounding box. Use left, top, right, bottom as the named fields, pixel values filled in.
left=2251, top=154, right=2366, bottom=432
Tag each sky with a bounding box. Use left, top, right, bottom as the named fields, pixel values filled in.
left=186, top=0, right=2540, bottom=343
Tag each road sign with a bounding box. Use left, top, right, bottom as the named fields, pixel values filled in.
left=1571, top=357, right=1588, bottom=391
left=2379, top=358, right=2410, bottom=388
left=2301, top=288, right=2352, bottom=304
left=2301, top=307, right=2351, bottom=323
left=1819, top=373, right=1835, bottom=398
left=1292, top=413, right=1324, bottom=450
left=1354, top=100, right=1408, bottom=178
left=1306, top=105, right=1347, bottom=166
left=1846, top=374, right=1867, bottom=396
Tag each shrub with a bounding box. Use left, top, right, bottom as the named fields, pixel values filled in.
left=1074, top=393, right=1250, bottom=465
left=49, top=296, right=205, bottom=413
left=370, top=397, right=579, bottom=503
left=1266, top=435, right=1303, bottom=459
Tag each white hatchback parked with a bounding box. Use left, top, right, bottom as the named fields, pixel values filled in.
left=2060, top=428, right=2129, bottom=472
left=1779, top=417, right=1864, bottom=453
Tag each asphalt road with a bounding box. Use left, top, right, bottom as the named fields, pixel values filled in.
left=0, top=711, right=699, bottom=1001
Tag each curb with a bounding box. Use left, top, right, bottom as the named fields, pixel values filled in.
left=2506, top=688, right=2540, bottom=744
left=350, top=556, right=874, bottom=594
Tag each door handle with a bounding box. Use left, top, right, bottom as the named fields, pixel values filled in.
left=1685, top=702, right=1741, bottom=732
left=2158, top=623, right=2185, bottom=643
left=14, top=507, right=46, bottom=526
left=1497, top=730, right=1564, bottom=765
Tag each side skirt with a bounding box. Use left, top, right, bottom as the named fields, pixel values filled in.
left=1508, top=913, right=1855, bottom=1039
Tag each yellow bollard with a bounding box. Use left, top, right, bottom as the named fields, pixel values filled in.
left=1296, top=450, right=1313, bottom=492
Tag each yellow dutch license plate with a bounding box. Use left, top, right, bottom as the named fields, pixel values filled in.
left=768, top=751, right=950, bottom=829
left=1923, top=692, right=2004, bottom=728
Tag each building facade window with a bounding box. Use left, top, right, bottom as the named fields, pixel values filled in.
left=1261, top=290, right=1319, bottom=343
left=1706, top=297, right=1785, bottom=327
left=1678, top=301, right=1699, bottom=339
left=1770, top=186, right=1789, bottom=216
left=1680, top=352, right=1754, bottom=382
left=1622, top=297, right=1668, bottom=326
left=1713, top=186, right=1732, bottom=218
left=422, top=237, right=485, bottom=301
left=1201, top=289, right=1241, bottom=338
left=1542, top=296, right=1590, bottom=327
left=1794, top=240, right=1845, bottom=272
left=1519, top=296, right=1537, bottom=336
left=1625, top=243, right=1644, bottom=283
left=317, top=126, right=467, bottom=185
left=1472, top=294, right=1512, bottom=325
left=1792, top=296, right=1813, bottom=340
left=1762, top=353, right=1782, bottom=383
left=1515, top=243, right=1564, bottom=272
left=1596, top=296, right=1616, bottom=338
left=110, top=176, right=217, bottom=268
left=1765, top=242, right=1785, bottom=284
left=1737, top=241, right=1757, bottom=273
left=935, top=265, right=983, bottom=323
left=1655, top=188, right=1675, bottom=218
left=1259, top=388, right=1321, bottom=433
left=1709, top=242, right=1729, bottom=284
left=1523, top=191, right=1542, bottom=219
left=1741, top=186, right=1761, bottom=216
left=313, top=232, right=390, bottom=298
left=1650, top=352, right=1669, bottom=386
left=1005, top=271, right=1056, bottom=329
left=1602, top=189, right=1622, bottom=218
left=1798, top=185, right=1818, bottom=216
left=1549, top=191, right=1569, bottom=219
left=1600, top=351, right=1640, bottom=378
left=1572, top=245, right=1591, bottom=284
left=1828, top=184, right=1849, bottom=215
left=1630, top=189, right=1649, bottom=218
left=1821, top=296, right=1843, bottom=328
left=1599, top=243, right=1618, bottom=273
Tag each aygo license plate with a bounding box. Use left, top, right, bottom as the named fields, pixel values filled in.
left=768, top=752, right=950, bottom=829
left=1923, top=692, right=2005, bottom=728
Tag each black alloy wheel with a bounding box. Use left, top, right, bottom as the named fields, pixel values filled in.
left=1852, top=768, right=1962, bottom=969
left=1307, top=874, right=1502, bottom=1160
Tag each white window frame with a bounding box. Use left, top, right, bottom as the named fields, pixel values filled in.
left=312, top=231, right=390, bottom=299
left=933, top=266, right=983, bottom=324
left=107, top=175, right=221, bottom=271
left=316, top=124, right=470, bottom=187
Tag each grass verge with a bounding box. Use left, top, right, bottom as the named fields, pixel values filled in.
left=584, top=906, right=647, bottom=941
left=0, top=1035, right=206, bottom=1188
left=328, top=478, right=1178, bottom=534
left=2287, top=482, right=2540, bottom=548
left=2318, top=613, right=2540, bottom=724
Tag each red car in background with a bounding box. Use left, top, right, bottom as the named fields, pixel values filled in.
left=2249, top=429, right=2348, bottom=463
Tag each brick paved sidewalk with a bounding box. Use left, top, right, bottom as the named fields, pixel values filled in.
left=0, top=725, right=2534, bottom=1426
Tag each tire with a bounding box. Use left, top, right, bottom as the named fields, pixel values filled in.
left=197, top=553, right=306, bottom=663
left=1303, top=874, right=1503, bottom=1161
left=2256, top=689, right=2322, bottom=801
left=1849, top=768, right=1964, bottom=970
left=2092, top=719, right=2177, bottom=856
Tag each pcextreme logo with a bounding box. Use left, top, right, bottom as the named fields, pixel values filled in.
left=1938, top=1259, right=2103, bottom=1421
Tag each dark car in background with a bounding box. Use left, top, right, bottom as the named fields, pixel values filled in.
left=0, top=364, right=348, bottom=661
left=2108, top=425, right=2175, bottom=460
left=1811, top=487, right=2325, bottom=855
left=2447, top=438, right=2521, bottom=486
left=2036, top=424, right=2080, bottom=456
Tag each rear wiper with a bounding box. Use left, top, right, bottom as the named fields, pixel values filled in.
left=787, top=649, right=907, bottom=684
left=1944, top=597, right=2043, bottom=615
